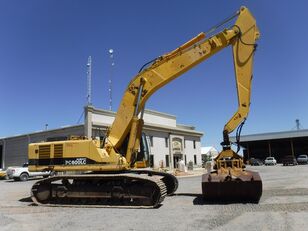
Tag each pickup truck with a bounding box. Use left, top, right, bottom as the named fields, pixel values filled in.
left=6, top=163, right=51, bottom=181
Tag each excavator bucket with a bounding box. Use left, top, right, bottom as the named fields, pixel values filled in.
left=202, top=169, right=262, bottom=203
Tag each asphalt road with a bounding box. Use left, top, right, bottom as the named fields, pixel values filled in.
left=1, top=165, right=308, bottom=231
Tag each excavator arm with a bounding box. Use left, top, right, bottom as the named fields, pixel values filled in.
left=106, top=7, right=259, bottom=166
left=223, top=7, right=260, bottom=145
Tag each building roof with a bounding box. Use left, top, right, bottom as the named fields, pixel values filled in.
left=89, top=106, right=203, bottom=136
left=0, top=125, right=84, bottom=140
left=201, top=146, right=218, bottom=154
left=144, top=123, right=203, bottom=136
left=230, top=129, right=308, bottom=142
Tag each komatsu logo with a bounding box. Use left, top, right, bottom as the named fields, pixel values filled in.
left=65, top=158, right=87, bottom=165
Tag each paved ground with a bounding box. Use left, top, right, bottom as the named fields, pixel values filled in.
left=1, top=165, right=308, bottom=231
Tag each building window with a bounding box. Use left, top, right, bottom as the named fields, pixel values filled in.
left=149, top=136, right=153, bottom=147
left=193, top=140, right=196, bottom=149
left=184, top=139, right=186, bottom=148
left=165, top=137, right=169, bottom=148
left=184, top=155, right=187, bottom=165
left=165, top=155, right=169, bottom=167
left=194, top=155, right=197, bottom=165
left=150, top=155, right=154, bottom=168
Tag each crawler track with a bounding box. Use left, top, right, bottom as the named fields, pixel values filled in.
left=31, top=173, right=168, bottom=208
left=129, top=169, right=178, bottom=195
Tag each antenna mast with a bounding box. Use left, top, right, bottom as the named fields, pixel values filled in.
left=87, top=56, right=92, bottom=105
left=295, top=119, right=302, bottom=130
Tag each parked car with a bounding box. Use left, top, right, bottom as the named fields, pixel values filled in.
left=282, top=155, right=297, bottom=166
left=249, top=158, right=263, bottom=166
left=297, top=155, right=308, bottom=164
left=264, top=157, right=277, bottom=165
left=6, top=163, right=51, bottom=181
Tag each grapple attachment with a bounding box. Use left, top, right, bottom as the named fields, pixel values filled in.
left=202, top=149, right=262, bottom=203
left=202, top=169, right=262, bottom=203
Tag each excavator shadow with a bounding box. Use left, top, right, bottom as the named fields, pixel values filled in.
left=173, top=193, right=260, bottom=205
left=173, top=193, right=204, bottom=205
left=19, top=196, right=35, bottom=204
left=18, top=196, right=163, bottom=208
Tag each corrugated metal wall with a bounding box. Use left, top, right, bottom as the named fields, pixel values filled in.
left=1, top=125, right=84, bottom=169
left=5, top=136, right=29, bottom=167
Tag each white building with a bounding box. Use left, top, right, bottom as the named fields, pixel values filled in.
left=201, top=146, right=219, bottom=161
left=0, top=106, right=203, bottom=170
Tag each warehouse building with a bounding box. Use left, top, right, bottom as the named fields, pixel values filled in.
left=230, top=129, right=308, bottom=163
left=0, top=106, right=203, bottom=170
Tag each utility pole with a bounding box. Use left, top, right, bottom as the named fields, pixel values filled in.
left=108, top=49, right=114, bottom=111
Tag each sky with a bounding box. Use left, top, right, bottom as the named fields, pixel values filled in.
left=1, top=0, right=308, bottom=150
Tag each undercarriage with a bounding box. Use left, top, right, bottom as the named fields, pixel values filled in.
left=31, top=170, right=178, bottom=208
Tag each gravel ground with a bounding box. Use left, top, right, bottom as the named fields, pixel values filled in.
left=1, top=165, right=308, bottom=231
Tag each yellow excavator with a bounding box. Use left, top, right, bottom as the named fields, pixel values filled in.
left=28, top=6, right=261, bottom=207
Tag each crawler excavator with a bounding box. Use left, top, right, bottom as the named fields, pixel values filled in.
left=28, top=6, right=261, bottom=207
